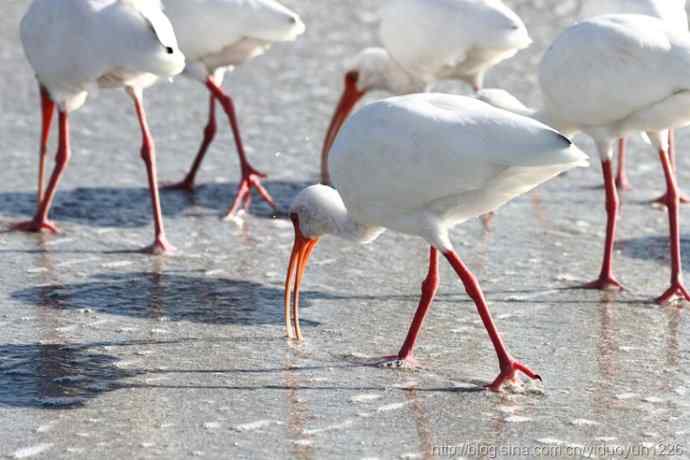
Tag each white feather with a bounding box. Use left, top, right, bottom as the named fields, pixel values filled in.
left=163, top=0, right=305, bottom=76
left=21, top=0, right=185, bottom=111
left=379, top=0, right=531, bottom=88
left=580, top=0, right=688, bottom=31
left=329, top=94, right=587, bottom=246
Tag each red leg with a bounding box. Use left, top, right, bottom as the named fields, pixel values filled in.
left=615, top=138, right=631, bottom=191
left=379, top=247, right=440, bottom=368
left=444, top=250, right=540, bottom=391
left=163, top=94, right=217, bottom=191
left=205, top=77, right=277, bottom=218
left=582, top=160, right=624, bottom=290
left=129, top=89, right=175, bottom=255
left=652, top=130, right=690, bottom=205
left=38, top=85, right=55, bottom=203
left=670, top=129, right=677, bottom=169
left=12, top=111, right=70, bottom=234
left=656, top=147, right=690, bottom=304
left=480, top=212, right=494, bottom=230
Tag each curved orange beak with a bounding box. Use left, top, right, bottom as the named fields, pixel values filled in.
left=320, top=71, right=366, bottom=185
left=284, top=214, right=319, bottom=341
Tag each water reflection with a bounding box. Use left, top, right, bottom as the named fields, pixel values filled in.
left=404, top=387, right=434, bottom=460
left=592, top=299, right=685, bottom=428
left=283, top=349, right=314, bottom=460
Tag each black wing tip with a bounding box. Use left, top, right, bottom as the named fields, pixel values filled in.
left=555, top=131, right=572, bottom=146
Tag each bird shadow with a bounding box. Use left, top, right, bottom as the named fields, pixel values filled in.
left=0, top=179, right=311, bottom=229
left=0, top=339, right=483, bottom=410
left=11, top=270, right=648, bottom=322
left=0, top=341, right=149, bottom=409
left=10, top=271, right=326, bottom=327
left=617, top=234, right=690, bottom=267
left=121, top=381, right=485, bottom=394
left=162, top=179, right=313, bottom=219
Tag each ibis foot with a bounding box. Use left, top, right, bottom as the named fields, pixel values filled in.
left=488, top=360, right=541, bottom=392
left=657, top=282, right=690, bottom=305
left=651, top=192, right=690, bottom=207
left=596, top=178, right=631, bottom=192
left=142, top=236, right=176, bottom=255
left=223, top=166, right=276, bottom=219
left=580, top=275, right=624, bottom=291
left=11, top=219, right=60, bottom=234
left=376, top=354, right=419, bottom=369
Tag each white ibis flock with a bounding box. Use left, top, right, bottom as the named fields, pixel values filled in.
left=9, top=0, right=690, bottom=391
left=478, top=13, right=690, bottom=303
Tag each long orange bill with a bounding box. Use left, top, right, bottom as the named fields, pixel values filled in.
left=284, top=216, right=319, bottom=341
left=320, top=71, right=366, bottom=185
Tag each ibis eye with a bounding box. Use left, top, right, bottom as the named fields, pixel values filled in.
left=165, top=46, right=174, bottom=54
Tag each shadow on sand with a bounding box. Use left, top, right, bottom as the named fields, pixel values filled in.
left=0, top=180, right=312, bottom=229
left=12, top=271, right=325, bottom=327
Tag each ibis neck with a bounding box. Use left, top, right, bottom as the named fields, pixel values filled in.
left=368, top=49, right=427, bottom=95
left=321, top=191, right=384, bottom=243
left=294, top=185, right=385, bottom=243
left=329, top=203, right=385, bottom=244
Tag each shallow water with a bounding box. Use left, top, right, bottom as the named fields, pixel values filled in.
left=1, top=0, right=690, bottom=459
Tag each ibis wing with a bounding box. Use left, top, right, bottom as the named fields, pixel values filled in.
left=378, top=0, right=527, bottom=81
left=127, top=0, right=179, bottom=50
left=579, top=0, right=688, bottom=32
left=163, top=0, right=303, bottom=61
left=540, top=15, right=690, bottom=127
left=330, top=94, right=587, bottom=220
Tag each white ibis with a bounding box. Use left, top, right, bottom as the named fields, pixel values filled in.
left=579, top=0, right=689, bottom=195
left=15, top=0, right=185, bottom=254
left=478, top=14, right=690, bottom=303
left=319, top=0, right=532, bottom=185
left=284, top=93, right=589, bottom=391
left=161, top=0, right=305, bottom=217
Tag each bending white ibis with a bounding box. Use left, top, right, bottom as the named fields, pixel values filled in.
left=319, top=0, right=531, bottom=185
left=285, top=93, right=589, bottom=391
left=579, top=0, right=689, bottom=194
left=16, top=0, right=185, bottom=254
left=478, top=14, right=690, bottom=303
left=162, top=0, right=305, bottom=217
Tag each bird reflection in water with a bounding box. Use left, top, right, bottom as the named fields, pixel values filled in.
left=283, top=349, right=314, bottom=460
left=404, top=386, right=435, bottom=460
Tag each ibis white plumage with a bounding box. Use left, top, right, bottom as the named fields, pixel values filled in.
left=161, top=0, right=306, bottom=217
left=16, top=0, right=185, bottom=254
left=478, top=14, right=690, bottom=303
left=578, top=0, right=689, bottom=193
left=319, top=0, right=532, bottom=185
left=284, top=93, right=589, bottom=391
left=580, top=0, right=688, bottom=31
